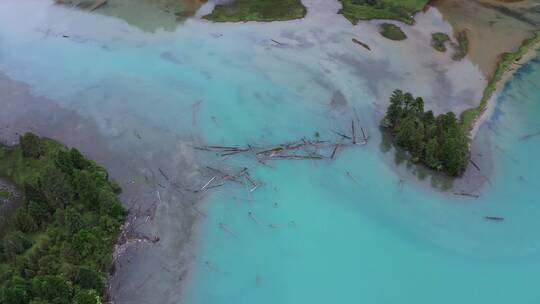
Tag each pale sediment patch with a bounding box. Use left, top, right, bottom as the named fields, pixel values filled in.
left=431, top=0, right=540, bottom=77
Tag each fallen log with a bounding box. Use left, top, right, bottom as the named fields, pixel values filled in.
left=158, top=168, right=170, bottom=181
left=469, top=159, right=481, bottom=171
left=262, top=154, right=325, bottom=160
left=330, top=144, right=340, bottom=159
left=200, top=176, right=217, bottom=191
left=453, top=192, right=479, bottom=198
left=485, top=216, right=504, bottom=221
left=346, top=171, right=360, bottom=185
left=519, top=131, right=540, bottom=141
left=352, top=38, right=371, bottom=51
left=351, top=120, right=357, bottom=144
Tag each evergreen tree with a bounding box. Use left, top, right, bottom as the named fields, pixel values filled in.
left=19, top=133, right=43, bottom=159
left=382, top=89, right=469, bottom=176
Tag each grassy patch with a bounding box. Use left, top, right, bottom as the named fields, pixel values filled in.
left=340, top=0, right=429, bottom=25
left=0, top=139, right=62, bottom=186
left=452, top=30, right=469, bottom=60
left=203, top=0, right=307, bottom=22
left=431, top=32, right=450, bottom=52
left=379, top=23, right=407, bottom=41
left=460, top=31, right=540, bottom=135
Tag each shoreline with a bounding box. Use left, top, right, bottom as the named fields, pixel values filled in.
left=0, top=71, right=202, bottom=304
left=470, top=39, right=540, bottom=138
left=464, top=32, right=540, bottom=139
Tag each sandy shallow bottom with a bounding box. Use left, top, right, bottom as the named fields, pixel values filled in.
left=95, top=0, right=206, bottom=32
left=0, top=0, right=539, bottom=303
left=432, top=0, right=540, bottom=77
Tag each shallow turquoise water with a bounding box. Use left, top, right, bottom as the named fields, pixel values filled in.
left=184, top=54, right=540, bottom=303
left=0, top=1, right=539, bottom=303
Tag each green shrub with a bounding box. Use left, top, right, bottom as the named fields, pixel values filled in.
left=15, top=209, right=37, bottom=233
left=19, top=133, right=44, bottom=159
left=74, top=289, right=101, bottom=304
left=379, top=23, right=407, bottom=41
left=110, top=179, right=122, bottom=194
left=431, top=32, right=450, bottom=52
left=382, top=89, right=468, bottom=176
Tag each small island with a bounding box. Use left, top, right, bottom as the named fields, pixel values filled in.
left=0, top=133, right=124, bottom=304
left=431, top=32, right=450, bottom=52
left=451, top=30, right=469, bottom=61
left=340, top=0, right=429, bottom=25
left=381, top=90, right=469, bottom=176
left=379, top=23, right=407, bottom=41
left=203, top=0, right=307, bottom=22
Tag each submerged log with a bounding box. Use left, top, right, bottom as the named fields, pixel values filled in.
left=453, top=192, right=480, bottom=198
left=519, top=131, right=540, bottom=141
left=219, top=222, right=237, bottom=237
left=158, top=168, right=170, bottom=181
left=469, top=159, right=481, bottom=171
left=330, top=144, right=340, bottom=159
left=485, top=216, right=504, bottom=221
left=351, top=120, right=357, bottom=144
left=352, top=38, right=371, bottom=51
left=248, top=211, right=260, bottom=224
left=346, top=171, right=360, bottom=185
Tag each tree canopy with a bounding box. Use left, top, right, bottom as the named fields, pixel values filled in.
left=382, top=89, right=469, bottom=176
left=0, top=133, right=124, bottom=304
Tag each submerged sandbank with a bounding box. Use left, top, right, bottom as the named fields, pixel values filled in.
left=432, top=0, right=540, bottom=78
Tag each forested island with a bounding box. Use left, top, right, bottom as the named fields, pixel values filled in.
left=0, top=133, right=124, bottom=304
left=381, top=90, right=468, bottom=176
left=379, top=23, right=407, bottom=41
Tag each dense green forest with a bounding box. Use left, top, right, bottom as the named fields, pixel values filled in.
left=381, top=90, right=469, bottom=176
left=0, top=133, right=124, bottom=304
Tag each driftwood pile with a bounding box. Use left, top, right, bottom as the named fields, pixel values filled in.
left=191, top=120, right=369, bottom=194
left=112, top=198, right=159, bottom=264
left=195, top=120, right=368, bottom=162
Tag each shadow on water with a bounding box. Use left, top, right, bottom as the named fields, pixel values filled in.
left=379, top=128, right=456, bottom=191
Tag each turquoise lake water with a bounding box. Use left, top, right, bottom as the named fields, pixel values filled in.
left=0, top=1, right=539, bottom=303
left=184, top=54, right=540, bottom=304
